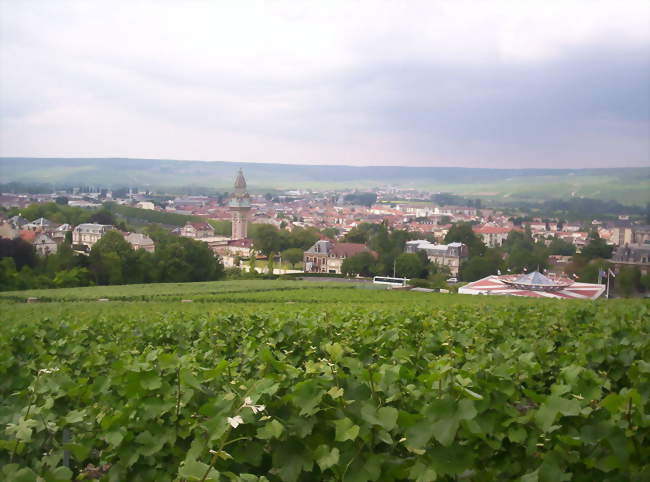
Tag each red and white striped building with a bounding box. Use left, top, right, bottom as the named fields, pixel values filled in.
left=459, top=271, right=606, bottom=300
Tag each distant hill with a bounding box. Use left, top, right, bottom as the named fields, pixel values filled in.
left=1, top=157, right=649, bottom=205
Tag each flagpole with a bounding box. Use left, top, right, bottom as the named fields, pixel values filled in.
left=606, top=271, right=610, bottom=299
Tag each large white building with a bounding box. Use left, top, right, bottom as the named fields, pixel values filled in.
left=72, top=223, right=113, bottom=249
left=405, top=240, right=468, bottom=277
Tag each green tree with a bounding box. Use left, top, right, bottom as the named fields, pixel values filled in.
left=249, top=255, right=256, bottom=273
left=581, top=231, right=613, bottom=261
left=427, top=261, right=452, bottom=278
left=0, top=238, right=37, bottom=270
left=89, top=209, right=116, bottom=226
left=343, top=225, right=371, bottom=244
left=578, top=259, right=611, bottom=284
left=394, top=253, right=426, bottom=278
left=89, top=231, right=133, bottom=285
left=341, top=252, right=377, bottom=277
left=321, top=227, right=339, bottom=239
left=640, top=273, right=650, bottom=292
left=282, top=248, right=304, bottom=269
left=548, top=238, right=576, bottom=256
left=52, top=267, right=92, bottom=288
left=343, top=192, right=377, bottom=207
left=286, top=227, right=320, bottom=251
left=444, top=222, right=485, bottom=257
left=460, top=249, right=504, bottom=282
left=507, top=243, right=549, bottom=273
left=617, top=266, right=642, bottom=298
left=252, top=224, right=282, bottom=257
left=0, top=257, right=18, bottom=291
left=157, top=237, right=223, bottom=283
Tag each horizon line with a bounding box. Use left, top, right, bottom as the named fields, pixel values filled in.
left=1, top=156, right=648, bottom=171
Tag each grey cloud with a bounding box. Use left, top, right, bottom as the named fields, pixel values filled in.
left=0, top=2, right=648, bottom=168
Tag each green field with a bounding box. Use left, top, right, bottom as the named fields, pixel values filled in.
left=1, top=281, right=649, bottom=481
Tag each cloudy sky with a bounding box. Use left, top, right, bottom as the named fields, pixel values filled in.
left=1, top=1, right=648, bottom=168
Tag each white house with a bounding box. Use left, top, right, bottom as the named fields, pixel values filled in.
left=124, top=232, right=156, bottom=252
left=72, top=223, right=114, bottom=249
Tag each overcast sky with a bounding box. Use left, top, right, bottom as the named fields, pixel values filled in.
left=1, top=1, right=649, bottom=168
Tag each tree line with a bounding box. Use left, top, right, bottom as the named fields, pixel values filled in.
left=331, top=221, right=649, bottom=297
left=0, top=227, right=224, bottom=291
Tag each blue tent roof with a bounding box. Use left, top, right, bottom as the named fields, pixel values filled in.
left=513, top=271, right=556, bottom=286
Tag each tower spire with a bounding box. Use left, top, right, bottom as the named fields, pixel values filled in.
left=229, top=169, right=251, bottom=240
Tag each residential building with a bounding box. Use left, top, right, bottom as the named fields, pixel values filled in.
left=33, top=233, right=58, bottom=256
left=611, top=244, right=650, bottom=275
left=124, top=232, right=155, bottom=252
left=632, top=225, right=650, bottom=245
left=0, top=221, right=18, bottom=239
left=136, top=201, right=156, bottom=210
left=473, top=226, right=513, bottom=248
left=23, top=217, right=56, bottom=231
left=303, top=240, right=375, bottom=274
left=404, top=240, right=468, bottom=277
left=181, top=222, right=215, bottom=239
left=72, top=223, right=113, bottom=249
left=8, top=215, right=29, bottom=229
left=607, top=221, right=634, bottom=246
left=51, top=224, right=72, bottom=242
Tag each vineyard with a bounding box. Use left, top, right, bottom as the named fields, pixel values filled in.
left=1, top=282, right=648, bottom=481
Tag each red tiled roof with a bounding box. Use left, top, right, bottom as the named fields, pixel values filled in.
left=19, top=230, right=37, bottom=242
left=190, top=222, right=213, bottom=230
left=330, top=242, right=376, bottom=258
left=473, top=226, right=517, bottom=234
left=228, top=239, right=253, bottom=247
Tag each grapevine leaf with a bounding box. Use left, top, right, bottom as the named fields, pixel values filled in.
left=314, top=444, right=339, bottom=472
left=508, top=426, right=527, bottom=444
left=272, top=441, right=312, bottom=482
left=63, top=443, right=91, bottom=461
left=43, top=466, right=73, bottom=481
left=9, top=467, right=38, bottom=482
left=324, top=342, right=344, bottom=362
left=519, top=469, right=539, bottom=482
left=327, top=386, right=344, bottom=399
left=377, top=406, right=399, bottom=431
left=600, top=393, right=624, bottom=413
left=104, top=428, right=125, bottom=447
left=178, top=460, right=220, bottom=481
left=140, top=371, right=162, bottom=390
left=409, top=461, right=437, bottom=482
left=405, top=419, right=436, bottom=451
left=334, top=417, right=360, bottom=442
left=257, top=419, right=284, bottom=440
left=290, top=379, right=325, bottom=416
left=64, top=409, right=86, bottom=424
left=432, top=417, right=459, bottom=447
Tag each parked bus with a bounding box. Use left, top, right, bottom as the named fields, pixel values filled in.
left=372, top=276, right=409, bottom=287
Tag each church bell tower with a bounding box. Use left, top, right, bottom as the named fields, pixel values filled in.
left=229, top=169, right=251, bottom=240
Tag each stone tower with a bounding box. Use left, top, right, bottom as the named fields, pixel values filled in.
left=229, top=169, right=251, bottom=240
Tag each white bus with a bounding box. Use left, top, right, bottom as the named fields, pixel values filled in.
left=373, top=276, right=409, bottom=287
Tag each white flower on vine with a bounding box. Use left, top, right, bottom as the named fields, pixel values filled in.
left=241, top=397, right=265, bottom=414
left=227, top=416, right=244, bottom=428
left=38, top=368, right=60, bottom=375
